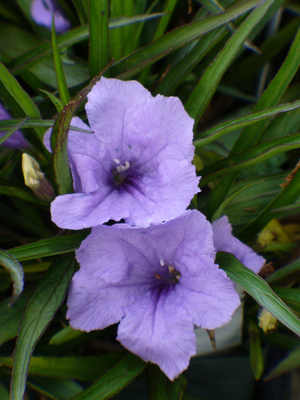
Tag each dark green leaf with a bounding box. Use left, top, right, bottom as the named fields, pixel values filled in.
left=70, top=353, right=146, bottom=400
left=51, top=17, right=70, bottom=105
left=11, top=255, right=76, bottom=400
left=267, top=258, right=300, bottom=285
left=200, top=133, right=300, bottom=187
left=0, top=118, right=91, bottom=133
left=0, top=117, right=28, bottom=146
left=148, top=364, right=187, bottom=400
left=112, top=0, right=264, bottom=79
left=194, top=100, right=300, bottom=148
left=8, top=231, right=89, bottom=261
left=185, top=0, right=275, bottom=127
left=216, top=252, right=300, bottom=336
left=1, top=354, right=123, bottom=381
left=264, top=345, right=300, bottom=381
left=89, top=0, right=109, bottom=78
left=248, top=320, right=264, bottom=380
left=50, top=325, right=84, bottom=345
left=0, top=250, right=24, bottom=305
left=28, top=376, right=83, bottom=400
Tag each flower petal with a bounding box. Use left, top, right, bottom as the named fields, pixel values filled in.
left=66, top=271, right=142, bottom=331
left=212, top=216, right=265, bottom=273
left=174, top=255, right=241, bottom=329
left=31, top=0, right=70, bottom=33
left=85, top=77, right=152, bottom=159
left=117, top=287, right=196, bottom=381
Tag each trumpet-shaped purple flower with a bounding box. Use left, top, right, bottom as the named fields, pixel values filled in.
left=212, top=215, right=265, bottom=274
left=66, top=210, right=240, bottom=380
left=46, top=77, right=199, bottom=229
left=0, top=103, right=30, bottom=149
left=31, top=0, right=70, bottom=33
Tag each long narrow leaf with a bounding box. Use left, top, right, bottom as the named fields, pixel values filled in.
left=8, top=231, right=89, bottom=262
left=199, top=133, right=300, bottom=187
left=194, top=100, right=300, bottom=147
left=0, top=250, right=24, bottom=305
left=11, top=255, right=76, bottom=400
left=185, top=0, right=275, bottom=127
left=51, top=17, right=70, bottom=105
left=216, top=252, right=300, bottom=336
left=89, top=0, right=109, bottom=78
left=70, top=353, right=146, bottom=400
left=112, top=0, right=264, bottom=79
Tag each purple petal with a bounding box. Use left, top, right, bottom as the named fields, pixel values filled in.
left=66, top=271, right=143, bottom=331
left=31, top=0, right=70, bottom=33
left=212, top=216, right=265, bottom=273
left=117, top=288, right=196, bottom=381
left=0, top=103, right=30, bottom=149
left=50, top=77, right=200, bottom=229
left=173, top=256, right=241, bottom=329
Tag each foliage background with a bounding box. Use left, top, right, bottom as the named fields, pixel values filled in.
left=0, top=0, right=300, bottom=399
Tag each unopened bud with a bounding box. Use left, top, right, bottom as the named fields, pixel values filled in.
left=22, top=153, right=55, bottom=202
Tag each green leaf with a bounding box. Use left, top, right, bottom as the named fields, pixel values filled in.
left=148, top=364, right=187, bottom=400
left=216, top=252, right=300, bottom=336
left=248, top=320, right=264, bottom=380
left=205, top=25, right=300, bottom=220
left=0, top=182, right=49, bottom=206
left=39, top=90, right=64, bottom=113
left=28, top=376, right=83, bottom=400
left=0, top=292, right=30, bottom=347
left=266, top=258, right=300, bottom=285
left=8, top=231, right=89, bottom=261
left=272, top=287, right=300, bottom=315
left=0, top=118, right=91, bottom=133
left=0, top=354, right=123, bottom=382
left=112, top=0, right=264, bottom=79
left=0, top=249, right=24, bottom=305
left=7, top=15, right=165, bottom=77
left=89, top=0, right=110, bottom=78
left=70, top=353, right=146, bottom=400
left=194, top=100, right=300, bottom=148
left=50, top=325, right=84, bottom=345
left=238, top=168, right=300, bottom=240
left=264, top=345, right=300, bottom=380
left=199, top=133, right=300, bottom=187
left=185, top=0, right=275, bottom=127
left=0, top=116, right=28, bottom=146
left=212, top=181, right=262, bottom=221
left=50, top=68, right=111, bottom=195
left=0, top=61, right=43, bottom=141
left=0, top=381, right=9, bottom=400
left=11, top=255, right=76, bottom=400
left=51, top=16, right=70, bottom=106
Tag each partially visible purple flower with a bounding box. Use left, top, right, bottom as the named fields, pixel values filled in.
left=31, top=0, right=70, bottom=33
left=45, top=77, right=200, bottom=229
left=212, top=215, right=265, bottom=274
left=0, top=103, right=30, bottom=150
left=66, top=210, right=240, bottom=380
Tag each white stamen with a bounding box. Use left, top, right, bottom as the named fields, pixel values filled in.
left=113, top=158, right=120, bottom=165
left=125, top=161, right=130, bottom=170
left=168, top=265, right=175, bottom=274
left=160, top=259, right=165, bottom=267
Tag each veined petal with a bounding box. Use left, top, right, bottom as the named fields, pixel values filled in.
left=117, top=287, right=196, bottom=381
left=66, top=271, right=143, bottom=331
left=212, top=216, right=265, bottom=273
left=86, top=77, right=152, bottom=158
left=174, top=255, right=241, bottom=329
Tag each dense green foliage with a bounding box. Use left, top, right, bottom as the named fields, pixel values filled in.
left=0, top=0, right=300, bottom=399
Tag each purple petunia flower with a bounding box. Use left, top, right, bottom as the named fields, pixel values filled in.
left=0, top=103, right=30, bottom=150
left=66, top=210, right=240, bottom=380
left=31, top=0, right=70, bottom=33
left=46, top=77, right=200, bottom=229
left=212, top=215, right=265, bottom=274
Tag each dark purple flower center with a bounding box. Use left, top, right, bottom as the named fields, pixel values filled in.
left=154, top=259, right=181, bottom=285
left=112, top=159, right=140, bottom=190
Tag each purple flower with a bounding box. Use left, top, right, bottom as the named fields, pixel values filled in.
left=212, top=215, right=265, bottom=274
left=66, top=210, right=240, bottom=380
left=46, top=77, right=200, bottom=229
left=0, top=103, right=30, bottom=150
left=31, top=0, right=70, bottom=33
